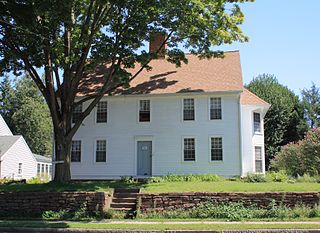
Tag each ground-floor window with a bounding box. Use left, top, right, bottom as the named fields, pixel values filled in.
left=211, top=137, right=223, bottom=161
left=255, top=146, right=263, bottom=173
left=96, top=140, right=107, bottom=162
left=71, top=140, right=81, bottom=162
left=183, top=138, right=195, bottom=161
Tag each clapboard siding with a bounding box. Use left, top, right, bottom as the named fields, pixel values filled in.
left=0, top=115, right=12, bottom=136
left=1, top=137, right=37, bottom=179
left=72, top=93, right=242, bottom=179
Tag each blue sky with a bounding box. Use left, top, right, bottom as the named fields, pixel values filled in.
left=217, top=0, right=320, bottom=94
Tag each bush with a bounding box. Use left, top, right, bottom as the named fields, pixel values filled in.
left=242, top=173, right=267, bottom=183
left=147, top=174, right=224, bottom=183
left=266, top=171, right=289, bottom=182
left=271, top=128, right=320, bottom=176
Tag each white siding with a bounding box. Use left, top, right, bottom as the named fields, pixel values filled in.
left=240, top=105, right=266, bottom=176
left=0, top=115, right=12, bottom=136
left=72, top=93, right=241, bottom=179
left=1, top=137, right=37, bottom=179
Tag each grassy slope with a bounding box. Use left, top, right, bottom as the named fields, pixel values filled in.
left=0, top=221, right=319, bottom=230
left=0, top=180, right=320, bottom=193
left=141, top=181, right=320, bottom=193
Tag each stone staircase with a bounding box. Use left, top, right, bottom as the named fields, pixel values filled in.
left=110, top=188, right=140, bottom=211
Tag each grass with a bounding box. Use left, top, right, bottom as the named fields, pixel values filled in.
left=141, top=180, right=320, bottom=193
left=0, top=180, right=320, bottom=193
left=0, top=181, right=143, bottom=192
left=0, top=220, right=319, bottom=230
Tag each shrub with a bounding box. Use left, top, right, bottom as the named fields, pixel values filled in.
left=42, top=210, right=70, bottom=220
left=120, top=176, right=136, bottom=184
left=147, top=174, right=224, bottom=183
left=266, top=171, right=289, bottom=182
left=242, top=173, right=267, bottom=183
left=271, top=128, right=320, bottom=176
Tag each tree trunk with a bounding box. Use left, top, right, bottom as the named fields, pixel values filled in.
left=54, top=136, right=72, bottom=182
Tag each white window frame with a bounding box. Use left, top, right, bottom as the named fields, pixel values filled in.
left=210, top=136, right=224, bottom=162
left=96, top=101, right=108, bottom=123
left=94, top=139, right=108, bottom=163
left=253, top=112, right=262, bottom=134
left=182, top=136, right=197, bottom=162
left=72, top=103, right=83, bottom=124
left=182, top=98, right=195, bottom=122
left=71, top=140, right=82, bottom=163
left=209, top=97, right=222, bottom=120
left=18, top=163, right=22, bottom=175
left=138, top=99, right=151, bottom=123
left=254, top=146, right=264, bottom=173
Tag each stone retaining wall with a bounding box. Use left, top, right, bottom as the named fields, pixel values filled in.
left=0, top=192, right=110, bottom=214
left=137, top=192, right=320, bottom=212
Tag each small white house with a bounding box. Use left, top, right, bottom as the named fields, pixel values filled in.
left=69, top=36, right=270, bottom=179
left=0, top=115, right=52, bottom=180
left=34, top=154, right=52, bottom=180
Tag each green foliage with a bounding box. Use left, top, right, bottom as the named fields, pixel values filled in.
left=0, top=75, right=53, bottom=155
left=242, top=173, right=267, bottom=183
left=41, top=210, right=70, bottom=220
left=271, top=128, right=320, bottom=176
left=301, top=83, right=320, bottom=129
left=246, top=74, right=308, bottom=169
left=138, top=201, right=320, bottom=220
left=296, top=174, right=320, bottom=183
left=148, top=174, right=224, bottom=183
left=266, top=171, right=289, bottom=182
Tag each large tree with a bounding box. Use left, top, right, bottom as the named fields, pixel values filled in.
left=301, top=83, right=320, bottom=129
left=0, top=0, right=253, bottom=181
left=247, top=74, right=307, bottom=169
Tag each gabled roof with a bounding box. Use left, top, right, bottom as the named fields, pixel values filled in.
left=0, top=135, right=21, bottom=158
left=0, top=115, right=13, bottom=136
left=240, top=89, right=271, bottom=107
left=78, top=51, right=243, bottom=96
left=33, top=154, right=52, bottom=163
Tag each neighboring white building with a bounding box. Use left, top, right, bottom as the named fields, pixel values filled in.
left=34, top=154, right=52, bottom=180
left=70, top=41, right=270, bottom=179
left=0, top=115, right=52, bottom=180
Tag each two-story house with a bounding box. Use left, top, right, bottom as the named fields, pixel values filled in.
left=71, top=38, right=270, bottom=179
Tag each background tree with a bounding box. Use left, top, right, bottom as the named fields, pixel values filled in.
left=0, top=0, right=253, bottom=181
left=0, top=75, right=53, bottom=155
left=301, top=83, right=320, bottom=129
left=246, top=74, right=307, bottom=169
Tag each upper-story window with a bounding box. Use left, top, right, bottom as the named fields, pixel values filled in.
left=71, top=140, right=81, bottom=162
left=96, top=140, right=107, bottom=162
left=72, top=103, right=82, bottom=124
left=183, top=138, right=195, bottom=161
left=210, top=97, right=222, bottom=120
left=211, top=137, right=223, bottom=161
left=253, top=112, right=261, bottom=133
left=97, top=101, right=108, bottom=123
left=139, top=100, right=150, bottom=122
left=183, top=98, right=195, bottom=121
left=255, top=146, right=263, bottom=173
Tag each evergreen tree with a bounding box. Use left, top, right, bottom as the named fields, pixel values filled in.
left=301, top=83, right=320, bottom=128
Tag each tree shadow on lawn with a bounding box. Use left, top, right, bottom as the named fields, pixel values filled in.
left=0, top=220, right=70, bottom=229
left=0, top=180, right=147, bottom=192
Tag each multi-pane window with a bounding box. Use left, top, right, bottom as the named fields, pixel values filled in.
left=183, top=138, right=195, bottom=161
left=18, top=163, right=22, bottom=174
left=139, top=100, right=150, bottom=122
left=72, top=103, right=83, bottom=124
left=37, top=164, right=41, bottom=174
left=97, top=101, right=108, bottom=123
left=49, top=165, right=52, bottom=175
left=41, top=164, right=45, bottom=173
left=211, top=137, right=223, bottom=161
left=253, top=112, right=261, bottom=133
left=45, top=164, right=49, bottom=174
left=96, top=140, right=107, bottom=162
left=71, top=140, right=81, bottom=162
left=210, top=97, right=222, bottom=120
left=183, top=98, right=195, bottom=121
left=255, top=146, right=263, bottom=173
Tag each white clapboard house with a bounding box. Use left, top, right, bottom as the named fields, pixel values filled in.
left=70, top=36, right=270, bottom=179
left=0, top=115, right=52, bottom=180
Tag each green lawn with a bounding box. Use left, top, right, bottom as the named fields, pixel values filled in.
left=0, top=221, right=319, bottom=230
left=141, top=181, right=320, bottom=193
left=0, top=180, right=320, bottom=193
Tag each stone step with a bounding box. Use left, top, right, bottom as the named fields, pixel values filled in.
left=110, top=202, right=136, bottom=209
left=110, top=207, right=133, bottom=211
left=112, top=197, right=137, bottom=204
left=114, top=188, right=140, bottom=194
left=113, top=193, right=139, bottom=198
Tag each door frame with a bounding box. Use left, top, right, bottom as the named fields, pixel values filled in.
left=134, top=136, right=154, bottom=177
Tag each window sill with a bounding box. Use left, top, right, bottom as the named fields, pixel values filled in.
left=254, top=132, right=263, bottom=136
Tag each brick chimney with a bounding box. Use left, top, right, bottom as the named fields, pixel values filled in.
left=149, top=32, right=167, bottom=59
